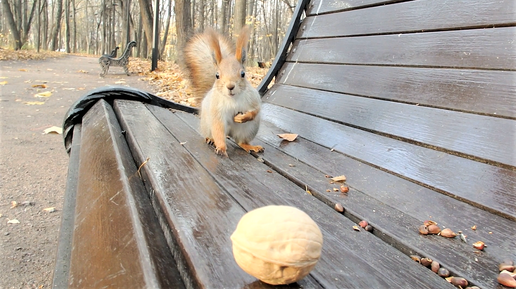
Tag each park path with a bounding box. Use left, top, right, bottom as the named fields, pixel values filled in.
left=0, top=55, right=157, bottom=288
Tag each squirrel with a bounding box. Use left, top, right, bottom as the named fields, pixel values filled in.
left=184, top=26, right=263, bottom=157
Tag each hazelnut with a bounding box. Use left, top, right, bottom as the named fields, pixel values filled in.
left=424, top=220, right=437, bottom=226
left=334, top=203, right=344, bottom=213
left=419, top=225, right=429, bottom=235
left=449, top=277, right=468, bottom=287
left=340, top=185, right=349, bottom=193
left=438, top=268, right=450, bottom=277
left=421, top=257, right=433, bottom=267
left=499, top=260, right=515, bottom=272
left=497, top=271, right=516, bottom=287
left=439, top=228, right=457, bottom=238
left=427, top=224, right=441, bottom=234
left=431, top=261, right=440, bottom=273
left=364, top=225, right=373, bottom=232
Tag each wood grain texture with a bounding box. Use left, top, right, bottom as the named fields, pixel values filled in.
left=289, top=26, right=516, bottom=70
left=53, top=125, right=82, bottom=288
left=276, top=62, right=516, bottom=118
left=305, top=0, right=411, bottom=15
left=114, top=100, right=324, bottom=288
left=69, top=100, right=183, bottom=289
left=259, top=103, right=516, bottom=221
left=254, top=119, right=516, bottom=289
left=300, top=0, right=516, bottom=37
left=265, top=85, right=516, bottom=167
left=150, top=106, right=455, bottom=289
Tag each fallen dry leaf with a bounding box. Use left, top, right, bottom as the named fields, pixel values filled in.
left=0, top=81, right=7, bottom=85
left=7, top=219, right=20, bottom=224
left=32, top=84, right=47, bottom=88
left=10, top=201, right=18, bottom=208
left=43, top=207, right=56, bottom=213
left=277, top=133, right=298, bottom=142
left=34, top=91, right=52, bottom=98
left=331, top=175, right=347, bottom=182
left=115, top=80, right=126, bottom=84
left=24, top=101, right=45, bottom=105
left=19, top=68, right=27, bottom=72
left=43, top=126, right=63, bottom=134
left=77, top=70, right=89, bottom=74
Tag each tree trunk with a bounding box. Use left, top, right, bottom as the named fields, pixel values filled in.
left=65, top=0, right=70, bottom=53
left=234, top=0, right=246, bottom=34
left=174, top=0, right=192, bottom=63
left=50, top=0, right=63, bottom=51
left=137, top=0, right=154, bottom=56
left=1, top=0, right=22, bottom=49
left=159, top=0, right=172, bottom=58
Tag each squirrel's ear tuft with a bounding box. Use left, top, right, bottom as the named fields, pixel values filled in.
left=207, top=28, right=223, bottom=65
left=235, top=26, right=250, bottom=63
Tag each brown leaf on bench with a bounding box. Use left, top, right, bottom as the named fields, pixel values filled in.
left=277, top=133, right=298, bottom=142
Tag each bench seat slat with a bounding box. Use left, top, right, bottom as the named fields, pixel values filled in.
left=265, top=85, right=515, bottom=168
left=260, top=104, right=516, bottom=220
left=151, top=105, right=455, bottom=289
left=113, top=100, right=273, bottom=288
left=289, top=26, right=516, bottom=70
left=276, top=62, right=516, bottom=118
left=254, top=118, right=516, bottom=289
left=68, top=100, right=184, bottom=288
left=302, top=0, right=516, bottom=37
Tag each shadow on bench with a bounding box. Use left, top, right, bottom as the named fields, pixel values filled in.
left=54, top=0, right=515, bottom=288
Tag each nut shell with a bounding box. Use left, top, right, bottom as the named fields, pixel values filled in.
left=231, top=205, right=323, bottom=285
left=497, top=271, right=516, bottom=287
left=427, top=224, right=441, bottom=234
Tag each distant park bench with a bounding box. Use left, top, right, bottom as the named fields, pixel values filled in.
left=54, top=0, right=515, bottom=288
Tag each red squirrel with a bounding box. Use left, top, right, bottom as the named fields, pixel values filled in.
left=184, top=26, right=263, bottom=156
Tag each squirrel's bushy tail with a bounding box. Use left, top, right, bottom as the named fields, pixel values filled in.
left=184, top=28, right=234, bottom=102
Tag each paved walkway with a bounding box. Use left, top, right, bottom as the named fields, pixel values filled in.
left=0, top=55, right=157, bottom=288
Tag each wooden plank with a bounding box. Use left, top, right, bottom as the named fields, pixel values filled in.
left=275, top=62, right=516, bottom=118
left=306, top=0, right=412, bottom=15
left=252, top=120, right=516, bottom=289
left=150, top=106, right=455, bottom=289
left=69, top=100, right=184, bottom=289
left=259, top=103, right=516, bottom=221
left=113, top=100, right=322, bottom=288
left=300, top=0, right=516, bottom=38
left=265, top=85, right=516, bottom=168
left=53, top=124, right=82, bottom=288
left=288, top=26, right=516, bottom=70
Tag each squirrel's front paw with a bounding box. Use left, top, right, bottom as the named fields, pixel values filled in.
left=233, top=112, right=246, bottom=123
left=215, top=145, right=228, bottom=157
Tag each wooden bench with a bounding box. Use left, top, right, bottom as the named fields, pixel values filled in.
left=54, top=0, right=516, bottom=288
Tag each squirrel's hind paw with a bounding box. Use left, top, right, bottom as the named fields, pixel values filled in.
left=239, top=143, right=264, bottom=153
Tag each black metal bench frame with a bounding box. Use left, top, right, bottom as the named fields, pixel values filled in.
left=54, top=0, right=516, bottom=288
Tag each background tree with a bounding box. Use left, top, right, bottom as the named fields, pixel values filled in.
left=1, top=0, right=38, bottom=50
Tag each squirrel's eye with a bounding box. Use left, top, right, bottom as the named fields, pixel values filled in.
left=240, top=70, right=245, bottom=78
left=215, top=72, right=220, bottom=79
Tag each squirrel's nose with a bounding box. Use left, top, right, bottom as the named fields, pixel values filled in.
left=227, top=83, right=235, bottom=91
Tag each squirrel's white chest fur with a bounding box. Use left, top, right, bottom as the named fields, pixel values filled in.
left=200, top=83, right=261, bottom=144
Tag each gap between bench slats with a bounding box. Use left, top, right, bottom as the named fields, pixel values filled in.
left=276, top=62, right=516, bottom=119
left=306, top=0, right=411, bottom=15
left=255, top=117, right=516, bottom=289
left=265, top=84, right=515, bottom=168
left=301, top=0, right=516, bottom=37
left=145, top=104, right=455, bottom=289
left=68, top=100, right=184, bottom=288
left=114, top=100, right=324, bottom=289
left=288, top=26, right=516, bottom=71
left=259, top=103, right=516, bottom=221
